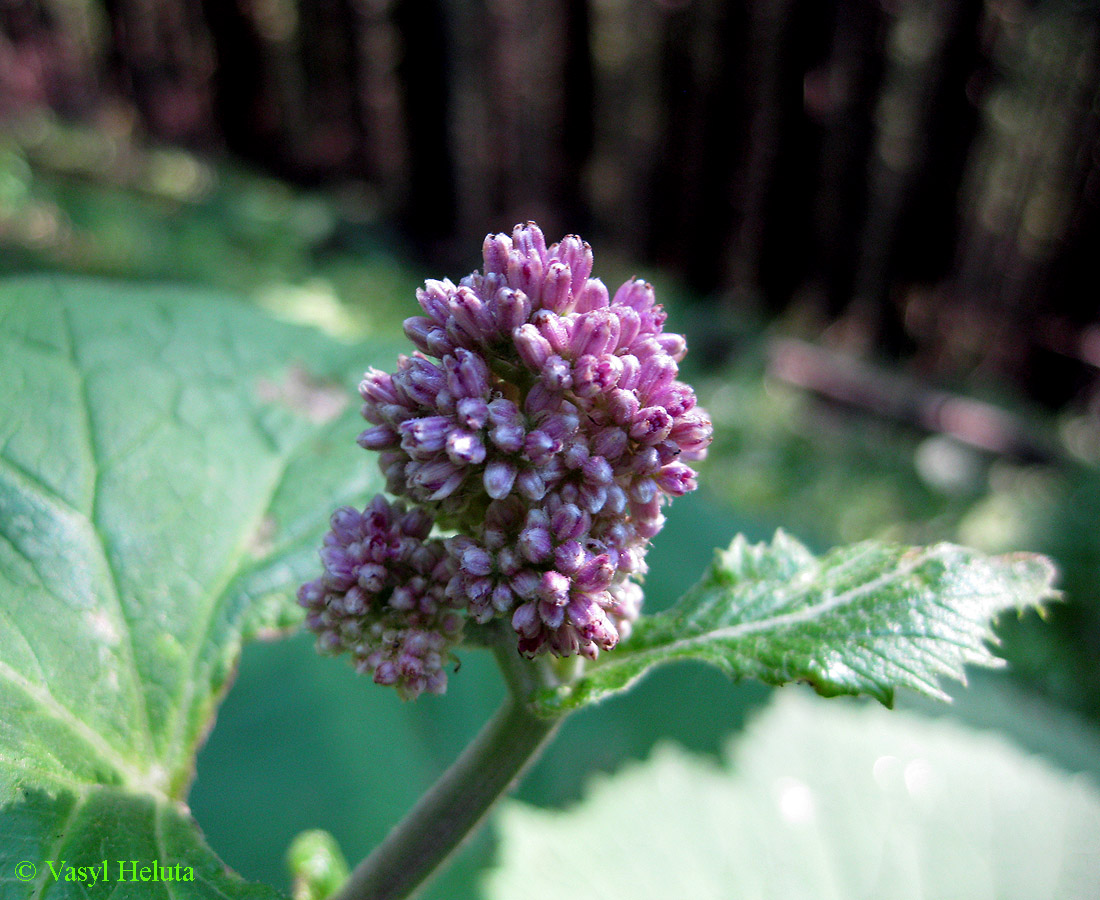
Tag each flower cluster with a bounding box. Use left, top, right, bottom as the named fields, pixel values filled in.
left=298, top=497, right=462, bottom=699
left=301, top=223, right=711, bottom=695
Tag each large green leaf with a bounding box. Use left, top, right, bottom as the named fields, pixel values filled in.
left=487, top=691, right=1100, bottom=900
left=533, top=532, right=1056, bottom=714
left=0, top=278, right=384, bottom=899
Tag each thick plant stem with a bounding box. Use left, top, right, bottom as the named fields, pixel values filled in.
left=332, top=641, right=563, bottom=900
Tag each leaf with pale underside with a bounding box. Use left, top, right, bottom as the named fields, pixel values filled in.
left=532, top=531, right=1056, bottom=715
left=0, top=278, right=386, bottom=899
left=488, top=691, right=1100, bottom=900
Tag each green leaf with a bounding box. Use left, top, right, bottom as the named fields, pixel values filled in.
left=534, top=531, right=1056, bottom=714
left=0, top=277, right=386, bottom=898
left=487, top=691, right=1100, bottom=900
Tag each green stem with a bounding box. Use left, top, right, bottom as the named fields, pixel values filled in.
left=331, top=635, right=563, bottom=900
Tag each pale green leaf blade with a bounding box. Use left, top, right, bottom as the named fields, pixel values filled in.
left=488, top=692, right=1100, bottom=900
left=534, top=531, right=1056, bottom=714
left=0, top=277, right=386, bottom=899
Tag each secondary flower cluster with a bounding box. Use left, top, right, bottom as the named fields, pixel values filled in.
left=298, top=497, right=462, bottom=699
left=300, top=223, right=711, bottom=697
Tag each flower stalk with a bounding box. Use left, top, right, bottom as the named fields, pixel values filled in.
left=332, top=632, right=562, bottom=900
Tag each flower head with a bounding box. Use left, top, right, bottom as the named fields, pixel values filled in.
left=303, top=223, right=712, bottom=693
left=297, top=496, right=462, bottom=699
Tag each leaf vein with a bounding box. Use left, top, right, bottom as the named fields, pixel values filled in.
left=63, top=304, right=158, bottom=766
left=29, top=791, right=86, bottom=900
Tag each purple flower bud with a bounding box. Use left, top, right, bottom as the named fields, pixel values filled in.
left=496, top=546, right=523, bottom=576
left=488, top=397, right=523, bottom=427
left=508, top=247, right=544, bottom=301
left=511, top=569, right=541, bottom=599
left=515, top=323, right=553, bottom=370
left=445, top=349, right=491, bottom=399
left=532, top=309, right=571, bottom=354
left=630, top=445, right=662, bottom=475
left=670, top=410, right=713, bottom=460
left=426, top=327, right=455, bottom=358
left=592, top=425, right=629, bottom=460
left=569, top=311, right=605, bottom=358
left=457, top=575, right=491, bottom=605
left=461, top=545, right=494, bottom=577
left=578, top=601, right=618, bottom=650
left=617, top=354, right=641, bottom=391
left=358, top=425, right=399, bottom=450
left=657, top=332, right=687, bottom=361
left=576, top=554, right=615, bottom=593
left=512, top=601, right=540, bottom=638
left=580, top=482, right=608, bottom=514
left=539, top=600, right=566, bottom=629
left=412, top=459, right=464, bottom=500
left=298, top=579, right=325, bottom=610
left=582, top=455, right=614, bottom=486
left=360, top=369, right=400, bottom=405
left=490, top=423, right=525, bottom=453
left=491, top=287, right=531, bottom=334
left=551, top=503, right=588, bottom=541
left=417, top=279, right=454, bottom=322
left=400, top=416, right=451, bottom=456
left=518, top=524, right=553, bottom=563
left=629, top=476, right=658, bottom=504
left=612, top=278, right=654, bottom=313
left=524, top=381, right=559, bottom=418
left=389, top=584, right=417, bottom=611
left=542, top=355, right=573, bottom=390
left=632, top=498, right=665, bottom=539
left=571, top=355, right=602, bottom=399
left=554, top=235, right=593, bottom=292
left=630, top=407, right=674, bottom=445
left=516, top=470, right=548, bottom=501
left=400, top=357, right=446, bottom=406
left=562, top=439, right=589, bottom=469
left=449, top=286, right=496, bottom=341
left=403, top=316, right=436, bottom=353
left=554, top=539, right=586, bottom=574
left=604, top=484, right=629, bottom=516
left=447, top=430, right=487, bottom=466
left=615, top=307, right=642, bottom=350
left=374, top=661, right=399, bottom=686
left=574, top=279, right=610, bottom=312
left=638, top=353, right=677, bottom=402
left=582, top=310, right=622, bottom=357
left=525, top=507, right=551, bottom=529
left=484, top=459, right=518, bottom=499
left=456, top=397, right=489, bottom=430
left=483, top=232, right=511, bottom=275
left=537, top=570, right=571, bottom=605
left=541, top=260, right=573, bottom=313
left=492, top=584, right=515, bottom=613
left=514, top=221, right=548, bottom=259
left=524, top=429, right=558, bottom=465
left=661, top=383, right=696, bottom=418
left=357, top=564, right=387, bottom=593
left=656, top=462, right=697, bottom=496
left=424, top=670, right=448, bottom=695
left=401, top=507, right=434, bottom=540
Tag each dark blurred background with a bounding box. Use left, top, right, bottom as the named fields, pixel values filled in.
left=3, top=0, right=1100, bottom=406
left=3, top=1, right=1100, bottom=893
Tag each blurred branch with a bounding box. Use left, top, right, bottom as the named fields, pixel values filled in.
left=768, top=337, right=1060, bottom=462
